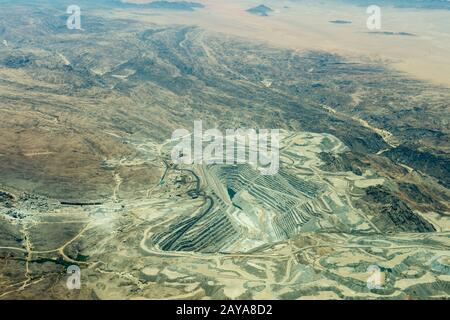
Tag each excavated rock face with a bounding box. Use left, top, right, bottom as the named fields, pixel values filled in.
left=151, top=132, right=441, bottom=254
left=0, top=1, right=449, bottom=300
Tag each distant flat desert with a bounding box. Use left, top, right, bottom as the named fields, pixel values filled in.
left=114, top=0, right=450, bottom=87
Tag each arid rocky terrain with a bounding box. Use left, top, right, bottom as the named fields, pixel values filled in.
left=0, top=0, right=449, bottom=299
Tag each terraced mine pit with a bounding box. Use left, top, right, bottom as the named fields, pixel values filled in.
left=150, top=132, right=380, bottom=253
left=0, top=1, right=449, bottom=300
